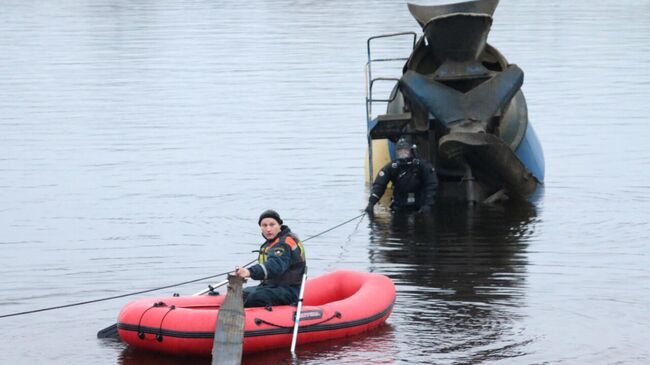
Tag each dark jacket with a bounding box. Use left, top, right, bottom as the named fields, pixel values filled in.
left=369, top=158, right=438, bottom=209
left=248, top=225, right=306, bottom=287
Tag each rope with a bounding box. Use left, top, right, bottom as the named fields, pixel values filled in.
left=155, top=305, right=176, bottom=341
left=327, top=212, right=366, bottom=271
left=136, top=303, right=164, bottom=339
left=0, top=265, right=253, bottom=319
left=302, top=213, right=365, bottom=243
left=0, top=212, right=366, bottom=319
left=345, top=213, right=366, bottom=245
left=254, top=311, right=342, bottom=329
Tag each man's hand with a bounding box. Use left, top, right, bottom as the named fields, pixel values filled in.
left=235, top=266, right=250, bottom=278
left=418, top=205, right=431, bottom=214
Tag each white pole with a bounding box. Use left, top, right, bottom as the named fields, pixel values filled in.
left=290, top=270, right=308, bottom=354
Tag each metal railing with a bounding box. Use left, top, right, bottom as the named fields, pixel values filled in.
left=364, top=31, right=417, bottom=182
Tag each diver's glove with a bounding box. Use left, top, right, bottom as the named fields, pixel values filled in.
left=364, top=202, right=375, bottom=217
left=418, top=205, right=432, bottom=214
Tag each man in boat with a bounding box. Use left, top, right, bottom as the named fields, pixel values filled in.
left=235, top=210, right=306, bottom=308
left=365, top=137, right=438, bottom=216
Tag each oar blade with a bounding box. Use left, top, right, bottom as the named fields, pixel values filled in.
left=212, top=274, right=245, bottom=365
left=97, top=323, right=119, bottom=339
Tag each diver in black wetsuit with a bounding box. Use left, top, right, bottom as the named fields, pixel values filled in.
left=365, top=138, right=438, bottom=216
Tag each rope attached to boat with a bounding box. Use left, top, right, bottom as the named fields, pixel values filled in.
left=0, top=268, right=247, bottom=319
left=155, top=305, right=176, bottom=342
left=137, top=302, right=166, bottom=339
left=0, top=212, right=365, bottom=319
left=254, top=311, right=342, bottom=329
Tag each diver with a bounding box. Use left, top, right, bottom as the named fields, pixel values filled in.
left=235, top=210, right=306, bottom=308
left=365, top=137, right=438, bottom=216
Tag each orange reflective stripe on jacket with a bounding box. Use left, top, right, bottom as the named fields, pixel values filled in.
left=259, top=235, right=305, bottom=264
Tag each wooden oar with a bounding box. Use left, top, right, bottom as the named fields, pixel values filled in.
left=96, top=279, right=230, bottom=339
left=212, top=274, right=246, bottom=365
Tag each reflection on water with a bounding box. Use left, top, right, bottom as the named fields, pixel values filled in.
left=118, top=324, right=396, bottom=365
left=368, top=202, right=537, bottom=362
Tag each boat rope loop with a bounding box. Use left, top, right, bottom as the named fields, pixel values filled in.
left=156, top=305, right=176, bottom=342
left=137, top=301, right=167, bottom=340
left=0, top=212, right=365, bottom=320
left=254, top=311, right=342, bottom=329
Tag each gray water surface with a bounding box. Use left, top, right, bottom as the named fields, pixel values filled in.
left=1, top=1, right=649, bottom=364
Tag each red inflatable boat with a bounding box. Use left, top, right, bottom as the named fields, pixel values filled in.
left=117, top=270, right=395, bottom=356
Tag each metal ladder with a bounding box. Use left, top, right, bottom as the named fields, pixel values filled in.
left=365, top=31, right=417, bottom=182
